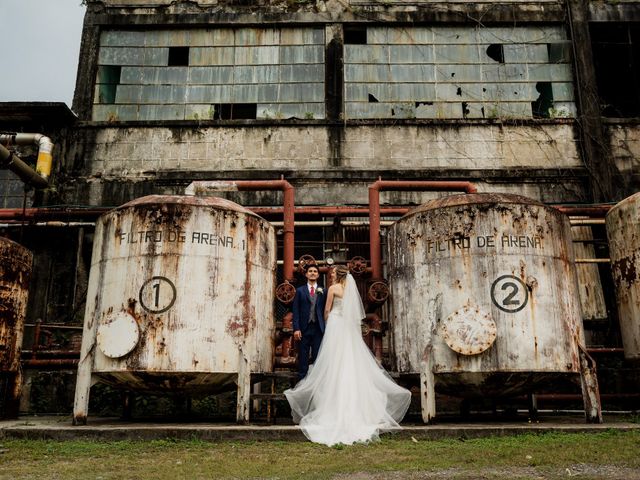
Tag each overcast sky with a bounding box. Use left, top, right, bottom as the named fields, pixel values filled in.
left=0, top=0, right=86, bottom=107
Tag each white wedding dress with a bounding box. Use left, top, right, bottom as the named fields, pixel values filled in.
left=284, top=274, right=411, bottom=446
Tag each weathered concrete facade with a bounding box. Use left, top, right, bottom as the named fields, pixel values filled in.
left=3, top=0, right=640, bottom=416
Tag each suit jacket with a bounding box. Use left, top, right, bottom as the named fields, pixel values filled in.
left=292, top=284, right=326, bottom=334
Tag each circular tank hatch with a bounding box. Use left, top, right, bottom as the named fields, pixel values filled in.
left=442, top=305, right=497, bottom=355
left=97, top=312, right=140, bottom=359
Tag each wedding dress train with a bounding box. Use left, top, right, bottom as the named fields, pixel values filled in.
left=284, top=274, right=411, bottom=446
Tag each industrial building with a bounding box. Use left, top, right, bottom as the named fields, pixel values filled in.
left=1, top=0, right=639, bottom=423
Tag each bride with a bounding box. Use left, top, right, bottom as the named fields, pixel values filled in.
left=284, top=265, right=412, bottom=446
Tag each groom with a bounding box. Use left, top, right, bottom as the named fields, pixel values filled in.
left=292, top=264, right=326, bottom=380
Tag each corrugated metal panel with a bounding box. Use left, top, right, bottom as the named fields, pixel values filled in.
left=344, top=45, right=389, bottom=64
left=481, top=83, right=534, bottom=102
left=345, top=102, right=393, bottom=119
left=280, top=28, right=324, bottom=45
left=391, top=45, right=436, bottom=64
left=503, top=44, right=550, bottom=63
left=480, top=64, right=527, bottom=82
left=434, top=44, right=480, bottom=64
left=234, top=66, right=280, bottom=84
left=99, top=47, right=168, bottom=66
left=551, top=83, right=575, bottom=102
left=477, top=27, right=566, bottom=44
left=345, top=64, right=392, bottom=83
left=185, top=85, right=233, bottom=103
left=185, top=104, right=215, bottom=120
left=139, top=104, right=186, bottom=121
left=278, top=83, right=324, bottom=102
left=136, top=85, right=187, bottom=104
left=434, top=64, right=483, bottom=82
left=101, top=30, right=146, bottom=47
left=235, top=28, right=280, bottom=46
left=280, top=45, right=323, bottom=64
left=92, top=105, right=138, bottom=121
left=257, top=103, right=325, bottom=119
left=233, top=84, right=279, bottom=103
left=120, top=67, right=189, bottom=85
left=279, top=64, right=324, bottom=83
left=188, top=66, right=234, bottom=85
left=190, top=47, right=235, bottom=66
left=431, top=28, right=479, bottom=45
left=390, top=64, right=435, bottom=83
left=235, top=46, right=279, bottom=65
left=368, top=27, right=434, bottom=45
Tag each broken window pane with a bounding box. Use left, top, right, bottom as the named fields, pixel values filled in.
left=590, top=23, right=640, bottom=117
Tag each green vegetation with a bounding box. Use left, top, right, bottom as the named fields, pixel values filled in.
left=0, top=431, right=639, bottom=479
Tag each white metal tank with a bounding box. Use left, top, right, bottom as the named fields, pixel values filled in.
left=387, top=193, right=601, bottom=423
left=0, top=237, right=32, bottom=418
left=606, top=192, right=640, bottom=361
left=73, top=195, right=276, bottom=424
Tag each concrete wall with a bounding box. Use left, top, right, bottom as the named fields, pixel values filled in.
left=82, top=123, right=581, bottom=176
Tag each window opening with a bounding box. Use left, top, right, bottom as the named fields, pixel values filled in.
left=344, top=26, right=367, bottom=45
left=97, top=65, right=121, bottom=104
left=590, top=23, right=640, bottom=117
left=486, top=44, right=505, bottom=63
left=168, top=46, right=190, bottom=66
left=212, top=103, right=257, bottom=120
left=531, top=82, right=553, bottom=118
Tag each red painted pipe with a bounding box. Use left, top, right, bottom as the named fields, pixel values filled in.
left=189, top=179, right=296, bottom=282
left=554, top=206, right=612, bottom=217
left=368, top=180, right=478, bottom=279
left=231, top=180, right=295, bottom=282
left=22, top=359, right=79, bottom=367
left=251, top=206, right=410, bottom=216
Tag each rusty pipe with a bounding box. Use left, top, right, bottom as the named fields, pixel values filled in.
left=252, top=206, right=411, bottom=217
left=0, top=208, right=109, bottom=220
left=0, top=133, right=54, bottom=186
left=0, top=143, right=49, bottom=189
left=368, top=180, right=477, bottom=279
left=185, top=178, right=295, bottom=281
left=22, top=359, right=79, bottom=368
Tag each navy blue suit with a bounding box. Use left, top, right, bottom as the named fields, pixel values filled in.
left=293, top=284, right=326, bottom=379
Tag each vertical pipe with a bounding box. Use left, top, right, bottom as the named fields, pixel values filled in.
left=369, top=183, right=382, bottom=280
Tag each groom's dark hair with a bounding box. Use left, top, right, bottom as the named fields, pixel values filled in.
left=304, top=264, right=319, bottom=272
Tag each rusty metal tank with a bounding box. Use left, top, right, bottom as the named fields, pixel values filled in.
left=606, top=192, right=640, bottom=361
left=0, top=237, right=32, bottom=418
left=387, top=193, right=600, bottom=422
left=73, top=195, right=276, bottom=424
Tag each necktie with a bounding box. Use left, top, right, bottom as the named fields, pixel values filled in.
left=310, top=286, right=315, bottom=297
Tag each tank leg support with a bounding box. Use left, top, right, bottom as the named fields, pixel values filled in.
left=236, top=348, right=251, bottom=424
left=73, top=348, right=96, bottom=426
left=420, top=351, right=436, bottom=424
left=5, top=369, right=23, bottom=418
left=578, top=345, right=603, bottom=424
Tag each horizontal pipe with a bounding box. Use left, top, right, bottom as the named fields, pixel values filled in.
left=22, top=359, right=79, bottom=368
left=0, top=143, right=49, bottom=188
left=185, top=179, right=295, bottom=281
left=0, top=221, right=95, bottom=228
left=586, top=348, right=625, bottom=353
left=270, top=220, right=394, bottom=227
left=554, top=206, right=612, bottom=217
left=0, top=208, right=108, bottom=220
left=369, top=179, right=477, bottom=279
left=569, top=219, right=606, bottom=226
left=23, top=323, right=83, bottom=330
left=252, top=206, right=410, bottom=216
left=575, top=258, right=610, bottom=264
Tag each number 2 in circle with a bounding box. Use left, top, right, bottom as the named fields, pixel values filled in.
left=491, top=275, right=528, bottom=313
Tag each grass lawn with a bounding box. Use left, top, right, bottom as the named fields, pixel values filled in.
left=1, top=431, right=639, bottom=479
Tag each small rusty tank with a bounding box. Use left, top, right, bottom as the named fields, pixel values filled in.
left=73, top=195, right=276, bottom=424
left=387, top=193, right=601, bottom=423
left=0, top=237, right=32, bottom=418
left=606, top=192, right=640, bottom=361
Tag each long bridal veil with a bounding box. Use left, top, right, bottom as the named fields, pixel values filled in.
left=284, top=273, right=412, bottom=446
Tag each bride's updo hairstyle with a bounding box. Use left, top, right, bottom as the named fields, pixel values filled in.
left=334, top=265, right=349, bottom=286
